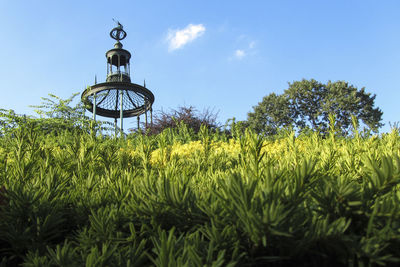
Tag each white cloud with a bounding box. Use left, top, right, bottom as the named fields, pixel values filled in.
left=232, top=40, right=256, bottom=60
left=167, top=24, right=206, bottom=51
left=235, top=49, right=246, bottom=59
left=249, top=41, right=256, bottom=49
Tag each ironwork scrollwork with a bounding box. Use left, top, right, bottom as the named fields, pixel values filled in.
left=110, top=20, right=127, bottom=41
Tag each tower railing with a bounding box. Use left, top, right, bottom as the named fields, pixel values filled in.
left=106, top=71, right=131, bottom=82
left=107, top=70, right=129, bottom=76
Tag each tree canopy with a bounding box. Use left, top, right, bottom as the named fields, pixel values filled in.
left=247, top=79, right=383, bottom=135
left=140, top=105, right=218, bottom=135
left=0, top=93, right=111, bottom=136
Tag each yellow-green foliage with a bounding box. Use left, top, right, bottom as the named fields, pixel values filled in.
left=0, top=123, right=400, bottom=266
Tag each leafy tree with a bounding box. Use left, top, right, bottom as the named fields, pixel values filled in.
left=139, top=105, right=219, bottom=135
left=0, top=109, right=29, bottom=136
left=0, top=93, right=109, bottom=136
left=247, top=79, right=383, bottom=135
left=30, top=93, right=92, bottom=135
left=247, top=93, right=294, bottom=135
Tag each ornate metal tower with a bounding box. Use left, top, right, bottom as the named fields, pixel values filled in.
left=81, top=22, right=155, bottom=135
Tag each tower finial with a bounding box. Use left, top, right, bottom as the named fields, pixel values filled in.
left=112, top=18, right=122, bottom=29
left=144, top=79, right=146, bottom=88
left=110, top=20, right=127, bottom=42
left=94, top=75, right=97, bottom=85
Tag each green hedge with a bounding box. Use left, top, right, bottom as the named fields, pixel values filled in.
left=0, top=122, right=399, bottom=266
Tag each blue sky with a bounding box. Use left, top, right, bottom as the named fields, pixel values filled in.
left=0, top=0, right=399, bottom=132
